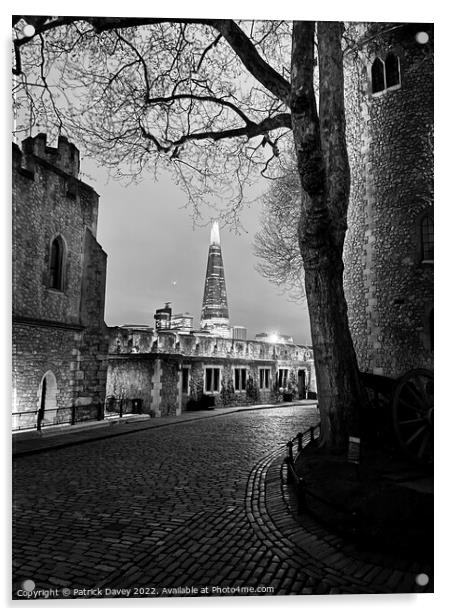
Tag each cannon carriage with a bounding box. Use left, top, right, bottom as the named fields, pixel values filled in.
left=360, top=368, right=434, bottom=465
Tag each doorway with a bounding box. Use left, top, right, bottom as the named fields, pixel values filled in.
left=297, top=370, right=306, bottom=400
left=37, top=371, right=57, bottom=429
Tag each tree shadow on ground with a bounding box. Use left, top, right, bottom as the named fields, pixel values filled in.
left=295, top=443, right=433, bottom=563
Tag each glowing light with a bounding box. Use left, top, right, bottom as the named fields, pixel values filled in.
left=415, top=31, right=429, bottom=45
left=210, top=221, right=220, bottom=245
left=268, top=332, right=280, bottom=344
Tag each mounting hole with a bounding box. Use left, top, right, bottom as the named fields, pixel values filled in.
left=22, top=24, right=36, bottom=38
left=415, top=31, right=429, bottom=45
left=22, top=579, right=36, bottom=591
left=415, top=573, right=429, bottom=586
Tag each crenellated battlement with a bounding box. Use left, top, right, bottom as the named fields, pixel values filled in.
left=108, top=326, right=313, bottom=363
left=14, top=133, right=80, bottom=178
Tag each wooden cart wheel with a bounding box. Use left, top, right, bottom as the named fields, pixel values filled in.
left=392, top=368, right=433, bottom=464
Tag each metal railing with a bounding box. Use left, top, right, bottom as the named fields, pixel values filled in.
left=12, top=397, right=146, bottom=432
left=12, top=402, right=105, bottom=432
left=284, top=422, right=321, bottom=512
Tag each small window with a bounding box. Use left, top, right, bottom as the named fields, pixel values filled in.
left=371, top=57, right=385, bottom=94
left=259, top=368, right=271, bottom=390
left=205, top=367, right=220, bottom=393
left=49, top=235, right=65, bottom=290
left=421, top=214, right=434, bottom=261
left=277, top=369, right=289, bottom=389
left=385, top=53, right=400, bottom=88
left=371, top=53, right=401, bottom=95
left=234, top=368, right=247, bottom=391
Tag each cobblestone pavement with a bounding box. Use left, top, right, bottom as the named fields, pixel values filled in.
left=12, top=405, right=432, bottom=600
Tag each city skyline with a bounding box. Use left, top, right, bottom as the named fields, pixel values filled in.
left=85, top=158, right=313, bottom=345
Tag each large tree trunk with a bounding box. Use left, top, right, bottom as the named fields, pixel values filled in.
left=302, top=245, right=364, bottom=450
left=290, top=21, right=366, bottom=451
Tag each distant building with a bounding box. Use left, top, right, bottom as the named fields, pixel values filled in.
left=170, top=312, right=194, bottom=333
left=154, top=302, right=172, bottom=331
left=199, top=222, right=231, bottom=338
left=106, top=327, right=316, bottom=416
left=232, top=326, right=247, bottom=341
left=12, top=134, right=108, bottom=430
left=106, top=222, right=316, bottom=416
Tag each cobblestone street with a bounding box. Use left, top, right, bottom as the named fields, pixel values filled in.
left=12, top=405, right=431, bottom=599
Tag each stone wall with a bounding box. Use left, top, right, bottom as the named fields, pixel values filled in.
left=12, top=135, right=108, bottom=429
left=106, top=358, right=155, bottom=413
left=343, top=23, right=434, bottom=378
left=109, top=327, right=314, bottom=364
left=106, top=327, right=317, bottom=415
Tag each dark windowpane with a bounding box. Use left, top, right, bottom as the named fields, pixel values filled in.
left=206, top=369, right=212, bottom=392
left=49, top=236, right=63, bottom=289
left=421, top=215, right=434, bottom=260
left=235, top=369, right=240, bottom=390
left=241, top=369, right=246, bottom=388
left=385, top=53, right=400, bottom=88
left=213, top=368, right=219, bottom=391
left=371, top=57, right=385, bottom=93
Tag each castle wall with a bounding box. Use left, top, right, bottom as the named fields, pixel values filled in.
left=12, top=135, right=109, bottom=430
left=344, top=23, right=434, bottom=378
left=106, top=327, right=316, bottom=416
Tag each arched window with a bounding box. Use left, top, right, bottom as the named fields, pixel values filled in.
left=421, top=214, right=434, bottom=261
left=385, top=53, right=400, bottom=88
left=371, top=57, right=385, bottom=94
left=371, top=53, right=401, bottom=95
left=49, top=235, right=65, bottom=290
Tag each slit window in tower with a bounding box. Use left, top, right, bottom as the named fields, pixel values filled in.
left=49, top=235, right=65, bottom=290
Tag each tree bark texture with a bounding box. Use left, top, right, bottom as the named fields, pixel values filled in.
left=290, top=21, right=366, bottom=450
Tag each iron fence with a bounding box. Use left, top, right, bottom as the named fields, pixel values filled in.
left=12, top=397, right=144, bottom=432
left=284, top=422, right=321, bottom=512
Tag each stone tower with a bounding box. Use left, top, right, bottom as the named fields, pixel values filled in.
left=343, top=23, right=433, bottom=378
left=200, top=221, right=231, bottom=338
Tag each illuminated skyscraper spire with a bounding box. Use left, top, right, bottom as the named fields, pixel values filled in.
left=200, top=221, right=231, bottom=338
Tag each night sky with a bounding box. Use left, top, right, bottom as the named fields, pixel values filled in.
left=82, top=159, right=312, bottom=345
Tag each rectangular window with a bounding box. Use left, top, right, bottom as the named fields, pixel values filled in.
left=278, top=369, right=289, bottom=389
left=205, top=367, right=220, bottom=393
left=259, top=368, right=270, bottom=390
left=234, top=368, right=247, bottom=391
left=182, top=367, right=190, bottom=394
